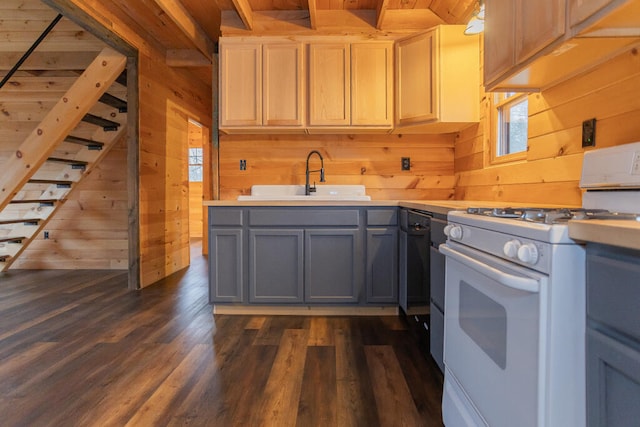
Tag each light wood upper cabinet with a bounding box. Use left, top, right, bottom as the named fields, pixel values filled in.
left=395, top=26, right=480, bottom=133
left=219, top=42, right=262, bottom=127
left=483, top=0, right=516, bottom=89
left=351, top=43, right=393, bottom=127
left=308, top=41, right=393, bottom=130
left=219, top=39, right=304, bottom=132
left=569, top=0, right=614, bottom=28
left=263, top=44, right=304, bottom=127
left=484, top=0, right=565, bottom=89
left=485, top=0, right=640, bottom=91
left=516, top=0, right=566, bottom=63
left=308, top=43, right=351, bottom=126
left=396, top=31, right=436, bottom=125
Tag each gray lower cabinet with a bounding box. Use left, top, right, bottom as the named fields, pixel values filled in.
left=586, top=243, right=640, bottom=427
left=209, top=228, right=244, bottom=302
left=366, top=227, right=398, bottom=303
left=209, top=207, right=246, bottom=304
left=305, top=229, right=361, bottom=303
left=249, top=229, right=304, bottom=303
left=208, top=206, right=399, bottom=306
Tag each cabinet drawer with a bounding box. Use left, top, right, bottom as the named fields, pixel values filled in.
left=587, top=244, right=640, bottom=342
left=249, top=209, right=360, bottom=226
left=367, top=209, right=398, bottom=226
left=209, top=208, right=244, bottom=226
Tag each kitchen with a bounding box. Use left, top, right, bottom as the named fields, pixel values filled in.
left=1, top=0, right=640, bottom=425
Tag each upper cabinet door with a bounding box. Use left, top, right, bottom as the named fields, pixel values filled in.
left=308, top=43, right=351, bottom=126
left=219, top=42, right=262, bottom=127
left=263, top=43, right=304, bottom=127
left=516, top=0, right=566, bottom=63
left=395, top=31, right=436, bottom=125
left=569, top=0, right=614, bottom=27
left=350, top=43, right=393, bottom=127
left=483, top=0, right=515, bottom=85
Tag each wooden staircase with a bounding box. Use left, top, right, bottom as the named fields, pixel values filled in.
left=0, top=47, right=127, bottom=272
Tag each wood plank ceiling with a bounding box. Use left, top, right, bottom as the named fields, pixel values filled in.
left=1, top=0, right=475, bottom=91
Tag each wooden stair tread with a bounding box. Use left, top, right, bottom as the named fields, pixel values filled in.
left=46, top=157, right=88, bottom=166
left=9, top=199, right=57, bottom=205
left=64, top=135, right=104, bottom=149
left=0, top=219, right=40, bottom=225
left=99, top=93, right=127, bottom=113
left=28, top=179, right=73, bottom=188
left=0, top=236, right=26, bottom=243
left=82, top=113, right=120, bottom=131
left=115, top=70, right=127, bottom=87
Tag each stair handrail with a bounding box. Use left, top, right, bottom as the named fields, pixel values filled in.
left=0, top=14, right=63, bottom=90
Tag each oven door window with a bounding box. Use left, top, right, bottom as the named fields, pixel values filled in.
left=459, top=280, right=507, bottom=369
left=443, top=246, right=546, bottom=427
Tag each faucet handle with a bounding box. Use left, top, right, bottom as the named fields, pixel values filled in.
left=309, top=182, right=317, bottom=193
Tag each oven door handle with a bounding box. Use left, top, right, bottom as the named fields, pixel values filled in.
left=440, top=245, right=540, bottom=293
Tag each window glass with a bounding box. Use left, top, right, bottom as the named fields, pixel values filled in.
left=493, top=93, right=528, bottom=162
left=189, top=147, right=203, bottom=182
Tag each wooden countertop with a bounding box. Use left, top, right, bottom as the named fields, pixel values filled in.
left=569, top=219, right=640, bottom=251
left=204, top=199, right=576, bottom=216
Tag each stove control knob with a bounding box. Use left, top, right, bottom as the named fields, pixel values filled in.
left=444, top=225, right=463, bottom=240
left=517, top=244, right=539, bottom=264
left=503, top=240, right=521, bottom=258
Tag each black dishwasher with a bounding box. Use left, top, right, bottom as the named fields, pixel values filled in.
left=399, top=209, right=431, bottom=351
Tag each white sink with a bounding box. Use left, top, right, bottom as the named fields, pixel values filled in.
left=237, top=185, right=371, bottom=201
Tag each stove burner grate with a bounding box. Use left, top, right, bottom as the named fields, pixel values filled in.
left=464, top=207, right=639, bottom=224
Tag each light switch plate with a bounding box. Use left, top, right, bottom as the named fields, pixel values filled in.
left=582, top=118, right=596, bottom=147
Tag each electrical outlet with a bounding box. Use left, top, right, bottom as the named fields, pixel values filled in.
left=401, top=157, right=411, bottom=171
left=239, top=159, right=246, bottom=171
left=44, top=231, right=49, bottom=239
left=582, top=118, right=596, bottom=147
left=632, top=152, right=640, bottom=176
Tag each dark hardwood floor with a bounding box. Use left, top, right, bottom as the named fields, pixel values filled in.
left=0, top=241, right=444, bottom=426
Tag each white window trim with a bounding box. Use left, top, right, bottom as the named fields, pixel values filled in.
left=490, top=93, right=528, bottom=165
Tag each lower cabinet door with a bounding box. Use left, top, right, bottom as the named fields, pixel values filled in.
left=366, top=228, right=398, bottom=303
left=209, top=228, right=244, bottom=303
left=249, top=229, right=304, bottom=303
left=305, top=229, right=361, bottom=303
left=587, top=327, right=640, bottom=427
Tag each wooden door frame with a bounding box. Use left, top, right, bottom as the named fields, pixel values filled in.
left=42, top=0, right=141, bottom=290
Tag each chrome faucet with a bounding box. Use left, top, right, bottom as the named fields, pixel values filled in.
left=305, top=150, right=326, bottom=195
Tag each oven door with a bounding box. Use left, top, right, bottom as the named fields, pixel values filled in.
left=441, top=242, right=548, bottom=427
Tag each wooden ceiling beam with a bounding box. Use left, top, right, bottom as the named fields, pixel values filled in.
left=376, top=0, right=389, bottom=30
left=166, top=49, right=212, bottom=67
left=307, top=0, right=318, bottom=29
left=151, top=0, right=215, bottom=60
left=377, top=9, right=446, bottom=30
left=230, top=0, right=255, bottom=30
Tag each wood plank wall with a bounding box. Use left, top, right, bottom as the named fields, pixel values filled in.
left=49, top=0, right=213, bottom=287
left=455, top=44, right=640, bottom=205
left=138, top=57, right=211, bottom=286
left=218, top=133, right=456, bottom=201
left=13, top=136, right=128, bottom=269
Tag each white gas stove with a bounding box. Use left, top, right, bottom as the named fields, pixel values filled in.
left=441, top=141, right=640, bottom=427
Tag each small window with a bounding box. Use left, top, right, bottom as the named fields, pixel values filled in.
left=188, top=147, right=203, bottom=182
left=492, top=93, right=528, bottom=163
